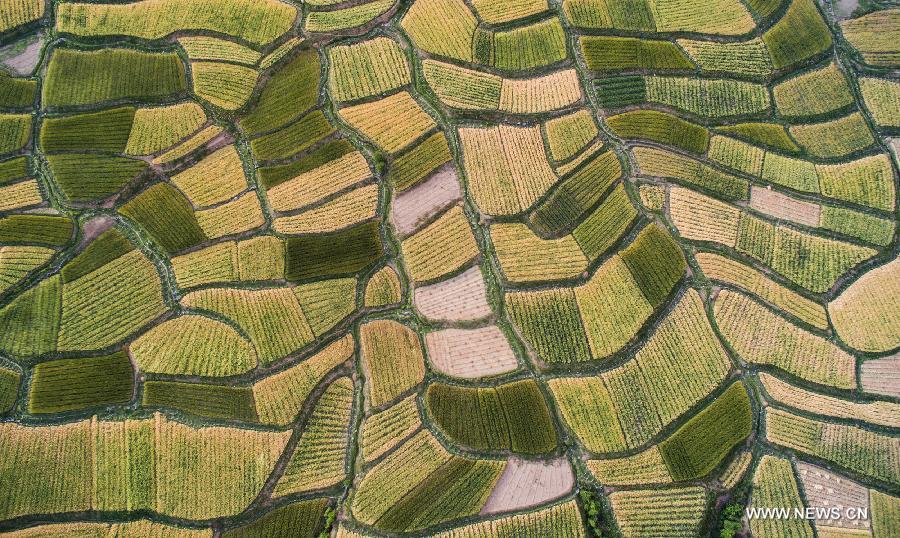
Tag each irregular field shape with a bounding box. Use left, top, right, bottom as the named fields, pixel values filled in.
left=829, top=256, right=900, bottom=353
left=424, top=325, right=518, bottom=379
left=391, top=166, right=462, bottom=237
left=414, top=265, right=492, bottom=322
left=860, top=354, right=900, bottom=398
left=481, top=457, right=574, bottom=515
left=749, top=185, right=821, bottom=227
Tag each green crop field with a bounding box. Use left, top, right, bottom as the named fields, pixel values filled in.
left=0, top=0, right=897, bottom=535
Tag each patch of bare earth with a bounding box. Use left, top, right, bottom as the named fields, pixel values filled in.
left=481, top=457, right=575, bottom=515
left=749, top=185, right=820, bottom=227
left=860, top=354, right=900, bottom=398
left=796, top=463, right=871, bottom=532
left=1, top=34, right=43, bottom=76
left=391, top=165, right=461, bottom=237
left=424, top=325, right=518, bottom=378
left=80, top=216, right=116, bottom=246
left=414, top=265, right=491, bottom=322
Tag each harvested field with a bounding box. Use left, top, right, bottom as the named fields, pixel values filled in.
left=0, top=34, right=43, bottom=76
left=391, top=166, right=462, bottom=237
left=414, top=265, right=492, bottom=322
left=797, top=463, right=871, bottom=532
left=481, top=457, right=574, bottom=515
left=424, top=325, right=518, bottom=379
left=860, top=354, right=900, bottom=398
left=749, top=185, right=821, bottom=227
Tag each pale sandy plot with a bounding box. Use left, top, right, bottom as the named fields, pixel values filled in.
left=391, top=166, right=462, bottom=237
left=860, top=354, right=900, bottom=398
left=413, top=265, right=492, bottom=322
left=750, top=185, right=821, bottom=227
left=481, top=457, right=574, bottom=515
left=1, top=34, right=43, bottom=76
left=79, top=215, right=116, bottom=246
left=797, top=463, right=871, bottom=532
left=424, top=325, right=518, bottom=378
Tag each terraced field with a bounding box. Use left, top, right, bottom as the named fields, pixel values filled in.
left=0, top=0, right=897, bottom=537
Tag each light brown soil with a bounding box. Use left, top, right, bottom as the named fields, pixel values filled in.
left=424, top=325, right=518, bottom=379
left=391, top=165, right=461, bottom=237
left=0, top=34, right=43, bottom=76
left=796, top=463, right=871, bottom=532
left=413, top=265, right=492, bottom=322
left=860, top=354, right=900, bottom=398
left=80, top=216, right=116, bottom=247
left=749, top=185, right=821, bottom=227
left=480, top=457, right=575, bottom=515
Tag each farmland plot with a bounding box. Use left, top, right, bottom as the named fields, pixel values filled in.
left=481, top=457, right=574, bottom=514
left=715, top=289, right=855, bottom=388
left=761, top=372, right=900, bottom=428
left=766, top=408, right=900, bottom=486
left=425, top=379, right=557, bottom=454
left=360, top=320, right=425, bottom=407
left=829, top=256, right=900, bottom=353
left=424, top=325, right=518, bottom=378
left=609, top=486, right=708, bottom=538
left=275, top=377, right=354, bottom=495
left=841, top=9, right=900, bottom=67
left=350, top=430, right=505, bottom=532
left=0, top=415, right=289, bottom=520
left=400, top=206, right=479, bottom=283
left=3, top=0, right=900, bottom=533
left=360, top=395, right=421, bottom=463
left=414, top=266, right=491, bottom=322
left=749, top=456, right=814, bottom=538
left=458, top=124, right=559, bottom=216
left=56, top=0, right=296, bottom=45
left=550, top=290, right=730, bottom=452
